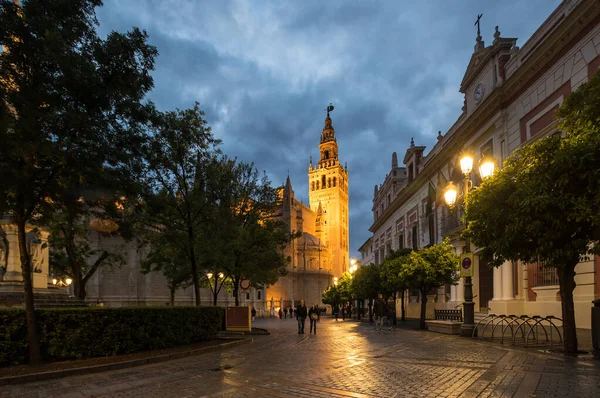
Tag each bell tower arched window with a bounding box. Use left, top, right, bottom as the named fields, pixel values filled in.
left=322, top=175, right=326, bottom=189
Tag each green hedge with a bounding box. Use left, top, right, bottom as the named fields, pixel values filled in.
left=0, top=306, right=224, bottom=366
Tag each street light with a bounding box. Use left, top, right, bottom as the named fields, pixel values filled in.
left=444, top=181, right=458, bottom=208
left=333, top=277, right=338, bottom=287
left=444, top=152, right=495, bottom=338
left=479, top=154, right=495, bottom=179
left=51, top=276, right=72, bottom=287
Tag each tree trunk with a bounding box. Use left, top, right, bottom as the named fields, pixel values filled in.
left=189, top=252, right=200, bottom=306
left=213, top=291, right=218, bottom=306
left=392, top=292, right=397, bottom=326
left=419, top=288, right=428, bottom=330
left=16, top=215, right=42, bottom=365
left=558, top=263, right=578, bottom=355
left=400, top=289, right=406, bottom=321
left=233, top=277, right=240, bottom=306
left=170, top=287, right=175, bottom=306
left=73, top=266, right=84, bottom=300
left=368, top=298, right=373, bottom=323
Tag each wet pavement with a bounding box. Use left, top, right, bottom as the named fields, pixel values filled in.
left=2, top=317, right=599, bottom=397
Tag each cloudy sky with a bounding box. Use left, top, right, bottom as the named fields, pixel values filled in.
left=95, top=0, right=562, bottom=256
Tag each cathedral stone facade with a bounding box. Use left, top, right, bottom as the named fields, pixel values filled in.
left=266, top=109, right=349, bottom=309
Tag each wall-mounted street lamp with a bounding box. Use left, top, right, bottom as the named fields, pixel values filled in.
left=444, top=151, right=496, bottom=337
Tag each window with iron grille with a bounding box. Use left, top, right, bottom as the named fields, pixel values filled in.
left=531, top=262, right=559, bottom=287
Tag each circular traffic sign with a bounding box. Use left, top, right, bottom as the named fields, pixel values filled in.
left=461, top=257, right=472, bottom=270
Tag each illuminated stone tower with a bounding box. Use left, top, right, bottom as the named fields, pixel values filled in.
left=308, top=104, right=349, bottom=277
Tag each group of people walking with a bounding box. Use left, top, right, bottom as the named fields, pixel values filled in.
left=254, top=294, right=395, bottom=335
left=332, top=303, right=353, bottom=321
left=295, top=300, right=321, bottom=335
left=277, top=306, right=297, bottom=319
left=373, top=293, right=395, bottom=331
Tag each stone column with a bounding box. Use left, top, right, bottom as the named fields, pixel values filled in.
left=493, top=266, right=502, bottom=300
left=501, top=260, right=514, bottom=300
left=450, top=283, right=458, bottom=302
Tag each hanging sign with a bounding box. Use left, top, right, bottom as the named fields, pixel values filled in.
left=460, top=253, right=474, bottom=277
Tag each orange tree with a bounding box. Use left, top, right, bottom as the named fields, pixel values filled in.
left=399, top=240, right=458, bottom=329
left=464, top=72, right=600, bottom=354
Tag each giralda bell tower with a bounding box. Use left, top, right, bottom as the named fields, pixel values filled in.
left=308, top=104, right=349, bottom=277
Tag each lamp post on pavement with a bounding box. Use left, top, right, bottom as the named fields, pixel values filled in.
left=350, top=258, right=359, bottom=319
left=444, top=152, right=495, bottom=337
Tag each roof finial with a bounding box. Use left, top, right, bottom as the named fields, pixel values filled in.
left=493, top=25, right=501, bottom=41
left=474, top=14, right=485, bottom=52
left=410, top=137, right=415, bottom=147
left=475, top=13, right=483, bottom=38
left=309, top=155, right=312, bottom=165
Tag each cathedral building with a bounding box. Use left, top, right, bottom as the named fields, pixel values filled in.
left=266, top=107, right=350, bottom=309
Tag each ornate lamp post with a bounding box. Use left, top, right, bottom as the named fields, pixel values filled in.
left=444, top=152, right=495, bottom=337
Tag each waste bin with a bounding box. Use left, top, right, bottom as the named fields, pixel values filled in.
left=593, top=299, right=600, bottom=359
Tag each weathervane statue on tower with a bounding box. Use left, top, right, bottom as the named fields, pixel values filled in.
left=326, top=103, right=334, bottom=117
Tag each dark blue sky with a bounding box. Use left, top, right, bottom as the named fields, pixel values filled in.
left=95, top=0, right=561, bottom=256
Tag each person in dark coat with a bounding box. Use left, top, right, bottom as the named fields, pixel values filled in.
left=373, top=294, right=387, bottom=331
left=308, top=304, right=319, bottom=335
left=251, top=307, right=257, bottom=321
left=283, top=307, right=288, bottom=319
left=296, top=300, right=308, bottom=334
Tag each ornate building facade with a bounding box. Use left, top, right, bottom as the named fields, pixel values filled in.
left=266, top=109, right=349, bottom=309
left=363, top=0, right=600, bottom=329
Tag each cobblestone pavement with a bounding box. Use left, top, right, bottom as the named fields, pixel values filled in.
left=3, top=318, right=599, bottom=397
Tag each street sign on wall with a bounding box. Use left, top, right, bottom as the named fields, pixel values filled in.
left=460, top=253, right=474, bottom=278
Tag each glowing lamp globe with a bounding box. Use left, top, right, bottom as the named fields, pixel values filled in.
left=479, top=155, right=495, bottom=179
left=444, top=182, right=458, bottom=207
left=460, top=154, right=474, bottom=175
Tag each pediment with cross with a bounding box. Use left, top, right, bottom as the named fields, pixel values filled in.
left=460, top=48, right=493, bottom=93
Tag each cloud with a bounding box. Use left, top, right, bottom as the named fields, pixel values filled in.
left=95, top=0, right=562, bottom=255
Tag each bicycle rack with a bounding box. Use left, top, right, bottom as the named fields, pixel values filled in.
left=525, top=315, right=563, bottom=349
left=472, top=314, right=496, bottom=339
left=472, top=313, right=563, bottom=349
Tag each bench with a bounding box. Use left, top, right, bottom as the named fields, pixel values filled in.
left=426, top=309, right=463, bottom=335
left=434, top=309, right=463, bottom=322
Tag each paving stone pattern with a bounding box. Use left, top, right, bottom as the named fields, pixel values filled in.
left=2, top=318, right=599, bottom=397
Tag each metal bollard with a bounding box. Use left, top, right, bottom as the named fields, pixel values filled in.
left=593, top=299, right=600, bottom=359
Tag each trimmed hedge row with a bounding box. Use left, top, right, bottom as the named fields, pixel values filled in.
left=0, top=306, right=224, bottom=366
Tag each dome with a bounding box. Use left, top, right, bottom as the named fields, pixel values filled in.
left=299, top=232, right=326, bottom=249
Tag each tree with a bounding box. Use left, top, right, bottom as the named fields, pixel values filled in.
left=400, top=240, right=458, bottom=329
left=380, top=248, right=413, bottom=323
left=140, top=105, right=219, bottom=306
left=464, top=72, right=600, bottom=354
left=209, top=160, right=291, bottom=306
left=140, top=239, right=191, bottom=306
left=351, top=264, right=383, bottom=322
left=0, top=0, right=156, bottom=364
left=45, top=196, right=126, bottom=300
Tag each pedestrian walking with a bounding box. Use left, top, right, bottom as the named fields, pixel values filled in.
left=296, top=300, right=308, bottom=334
left=386, top=297, right=395, bottom=330
left=373, top=294, right=387, bottom=331
left=308, top=304, right=319, bottom=335
left=334, top=304, right=339, bottom=322
left=251, top=307, right=256, bottom=322
left=341, top=304, right=346, bottom=321
left=278, top=308, right=282, bottom=319
left=284, top=307, right=288, bottom=319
